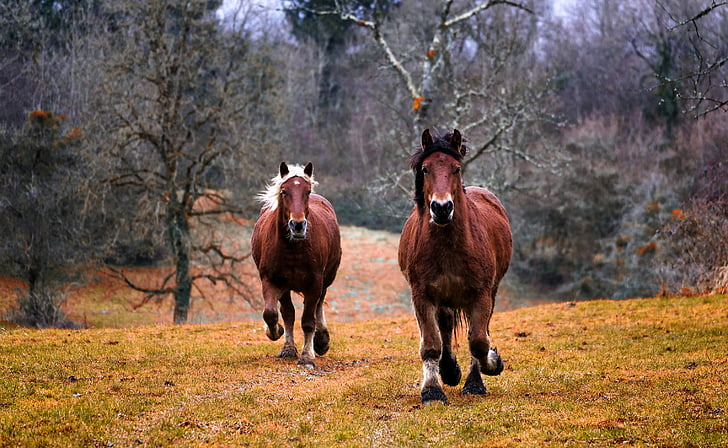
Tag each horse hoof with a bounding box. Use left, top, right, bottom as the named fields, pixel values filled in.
left=421, top=386, right=448, bottom=405
left=462, top=382, right=487, bottom=396
left=314, top=329, right=330, bottom=356
left=266, top=323, right=284, bottom=341
left=297, top=358, right=315, bottom=369
left=481, top=348, right=504, bottom=376
left=277, top=346, right=298, bottom=359
left=439, top=358, right=462, bottom=386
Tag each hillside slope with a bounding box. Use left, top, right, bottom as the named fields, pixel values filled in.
left=1, top=294, right=726, bottom=447
left=1, top=225, right=545, bottom=328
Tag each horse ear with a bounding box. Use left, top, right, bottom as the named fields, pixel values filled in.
left=421, top=129, right=433, bottom=151
left=304, top=162, right=314, bottom=177
left=450, top=129, right=464, bottom=155
left=279, top=162, right=289, bottom=177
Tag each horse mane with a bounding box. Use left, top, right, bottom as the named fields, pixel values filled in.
left=410, top=129, right=468, bottom=209
left=258, top=164, right=318, bottom=211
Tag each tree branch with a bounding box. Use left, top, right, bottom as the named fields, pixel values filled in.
left=342, top=13, right=420, bottom=100
left=106, top=266, right=174, bottom=309
left=445, top=0, right=533, bottom=28
left=658, top=0, right=728, bottom=30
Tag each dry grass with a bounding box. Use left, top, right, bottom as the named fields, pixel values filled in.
left=1, top=294, right=727, bottom=447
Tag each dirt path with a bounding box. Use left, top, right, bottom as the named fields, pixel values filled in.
left=187, top=225, right=413, bottom=324
left=1, top=225, right=548, bottom=328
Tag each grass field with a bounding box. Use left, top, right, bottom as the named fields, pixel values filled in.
left=1, top=294, right=726, bottom=447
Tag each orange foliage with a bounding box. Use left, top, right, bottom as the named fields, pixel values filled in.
left=27, top=110, right=69, bottom=138
left=412, top=96, right=424, bottom=112
left=64, top=127, right=84, bottom=142
left=671, top=209, right=684, bottom=220
left=29, top=110, right=49, bottom=119
left=592, top=253, right=605, bottom=265
left=645, top=202, right=659, bottom=212
left=636, top=241, right=657, bottom=256
left=428, top=49, right=435, bottom=59
left=28, top=109, right=65, bottom=124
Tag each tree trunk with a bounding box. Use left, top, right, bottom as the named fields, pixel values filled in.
left=168, top=204, right=192, bottom=325
left=173, top=249, right=192, bottom=325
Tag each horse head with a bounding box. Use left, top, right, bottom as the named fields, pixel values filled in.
left=412, top=129, right=467, bottom=226
left=277, top=161, right=315, bottom=239
left=257, top=161, right=317, bottom=240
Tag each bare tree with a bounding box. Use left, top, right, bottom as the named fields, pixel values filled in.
left=655, top=0, right=728, bottom=118
left=283, top=0, right=563, bottom=207
left=299, top=1, right=543, bottom=142
left=97, top=0, right=286, bottom=324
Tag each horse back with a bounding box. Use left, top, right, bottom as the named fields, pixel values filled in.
left=466, top=186, right=512, bottom=282
left=308, top=194, right=343, bottom=284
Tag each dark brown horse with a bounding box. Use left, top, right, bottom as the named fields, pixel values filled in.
left=398, top=129, right=512, bottom=404
left=251, top=162, right=342, bottom=368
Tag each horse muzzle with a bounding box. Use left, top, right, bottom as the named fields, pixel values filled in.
left=288, top=218, right=308, bottom=239
left=429, top=199, right=454, bottom=226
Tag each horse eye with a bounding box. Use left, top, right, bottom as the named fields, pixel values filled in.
left=454, top=167, right=461, bottom=174
left=280, top=190, right=287, bottom=197
left=421, top=167, right=429, bottom=174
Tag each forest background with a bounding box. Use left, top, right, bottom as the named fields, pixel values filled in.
left=0, top=0, right=726, bottom=327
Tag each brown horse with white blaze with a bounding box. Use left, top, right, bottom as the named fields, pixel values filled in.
left=398, top=129, right=512, bottom=404
left=251, top=162, right=342, bottom=368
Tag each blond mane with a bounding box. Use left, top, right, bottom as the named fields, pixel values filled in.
left=258, top=164, right=318, bottom=211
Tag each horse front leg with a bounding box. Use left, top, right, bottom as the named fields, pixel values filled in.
left=261, top=280, right=284, bottom=342
left=278, top=291, right=298, bottom=359
left=297, top=286, right=322, bottom=369
left=413, top=292, right=447, bottom=404
left=314, top=289, right=330, bottom=356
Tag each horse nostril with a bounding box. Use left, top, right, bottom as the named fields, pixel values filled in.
left=444, top=201, right=453, bottom=215
left=288, top=219, right=307, bottom=233
left=430, top=200, right=453, bottom=215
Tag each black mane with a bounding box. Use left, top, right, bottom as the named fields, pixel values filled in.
left=411, top=130, right=468, bottom=209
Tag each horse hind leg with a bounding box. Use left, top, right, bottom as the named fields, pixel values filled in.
left=462, top=300, right=504, bottom=396
left=468, top=298, right=504, bottom=376
left=462, top=345, right=503, bottom=395
left=277, top=291, right=298, bottom=359
left=470, top=334, right=504, bottom=377
left=462, top=356, right=487, bottom=396
left=481, top=286, right=504, bottom=376
left=297, top=292, right=320, bottom=369
left=313, top=292, right=330, bottom=356
left=437, top=308, right=461, bottom=387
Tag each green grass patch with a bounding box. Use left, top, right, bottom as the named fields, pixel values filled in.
left=1, top=294, right=726, bottom=447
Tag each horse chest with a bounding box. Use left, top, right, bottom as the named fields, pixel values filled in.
left=426, top=272, right=469, bottom=300
left=409, top=233, right=491, bottom=305
left=263, top=245, right=322, bottom=286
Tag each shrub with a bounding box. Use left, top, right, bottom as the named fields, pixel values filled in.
left=659, top=161, right=728, bottom=293
left=4, top=286, right=81, bottom=329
